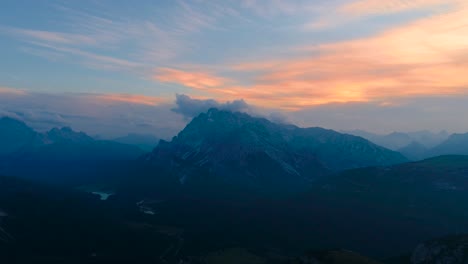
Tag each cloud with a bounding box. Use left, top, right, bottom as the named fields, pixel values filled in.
left=268, top=112, right=290, bottom=124
left=290, top=96, right=468, bottom=134
left=303, top=0, right=459, bottom=30
left=188, top=0, right=468, bottom=110
left=154, top=68, right=229, bottom=90
left=339, top=0, right=454, bottom=17
left=0, top=87, right=27, bottom=96
left=91, top=93, right=165, bottom=106
left=2, top=0, right=468, bottom=116
left=172, top=94, right=250, bottom=119
left=3, top=88, right=468, bottom=137
left=0, top=90, right=184, bottom=139
left=0, top=1, right=225, bottom=74
left=0, top=26, right=98, bottom=46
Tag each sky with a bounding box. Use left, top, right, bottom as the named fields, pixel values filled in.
left=1, top=0, right=468, bottom=138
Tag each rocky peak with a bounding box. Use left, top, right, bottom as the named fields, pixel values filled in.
left=46, top=127, right=94, bottom=144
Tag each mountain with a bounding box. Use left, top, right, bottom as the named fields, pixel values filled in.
left=0, top=117, right=144, bottom=161
left=46, top=126, right=94, bottom=144
left=0, top=117, right=36, bottom=156
left=0, top=117, right=144, bottom=184
left=429, top=133, right=468, bottom=156
left=113, top=133, right=159, bottom=151
left=344, top=130, right=449, bottom=150
left=144, top=109, right=406, bottom=194
left=25, top=128, right=143, bottom=161
left=398, top=141, right=428, bottom=161
left=407, top=130, right=449, bottom=148
left=298, top=155, right=468, bottom=256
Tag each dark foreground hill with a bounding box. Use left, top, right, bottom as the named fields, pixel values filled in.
left=0, top=156, right=467, bottom=263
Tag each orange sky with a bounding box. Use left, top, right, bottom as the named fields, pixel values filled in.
left=154, top=0, right=468, bottom=110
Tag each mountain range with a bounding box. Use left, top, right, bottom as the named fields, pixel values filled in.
left=343, top=130, right=449, bottom=150
left=144, top=109, right=407, bottom=193
left=0, top=117, right=143, bottom=160
left=344, top=129, right=468, bottom=161
left=1, top=111, right=468, bottom=263
left=113, top=133, right=160, bottom=151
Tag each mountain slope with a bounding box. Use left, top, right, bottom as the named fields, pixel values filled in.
left=429, top=133, right=468, bottom=156
left=398, top=141, right=428, bottom=161
left=113, top=133, right=159, bottom=151
left=295, top=155, right=468, bottom=256
left=144, top=109, right=406, bottom=193
left=344, top=130, right=449, bottom=150
left=0, top=117, right=37, bottom=156
left=287, top=127, right=407, bottom=171
left=0, top=118, right=143, bottom=161
left=0, top=118, right=144, bottom=184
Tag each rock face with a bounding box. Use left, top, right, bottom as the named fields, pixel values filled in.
left=411, top=236, right=468, bottom=264
left=145, top=109, right=406, bottom=193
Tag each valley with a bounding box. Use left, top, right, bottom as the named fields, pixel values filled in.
left=0, top=111, right=467, bottom=263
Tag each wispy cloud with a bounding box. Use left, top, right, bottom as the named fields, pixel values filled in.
left=91, top=93, right=166, bottom=106
left=305, top=0, right=463, bottom=30
left=156, top=0, right=468, bottom=110
left=2, top=0, right=467, bottom=114
left=0, top=87, right=27, bottom=96
left=0, top=1, right=227, bottom=75
left=154, top=68, right=229, bottom=90
left=240, top=0, right=324, bottom=17
left=339, top=0, right=454, bottom=16
left=0, top=89, right=182, bottom=138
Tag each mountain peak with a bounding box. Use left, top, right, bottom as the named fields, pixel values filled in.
left=0, top=116, right=29, bottom=128
left=147, top=110, right=406, bottom=193
left=47, top=126, right=94, bottom=144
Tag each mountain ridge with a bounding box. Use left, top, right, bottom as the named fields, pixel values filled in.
left=144, top=108, right=407, bottom=193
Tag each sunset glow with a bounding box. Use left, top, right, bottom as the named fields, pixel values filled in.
left=1, top=0, right=468, bottom=134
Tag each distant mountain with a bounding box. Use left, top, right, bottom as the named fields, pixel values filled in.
left=429, top=133, right=468, bottom=156
left=407, top=130, right=449, bottom=148
left=344, top=130, right=449, bottom=150
left=0, top=117, right=143, bottom=161
left=397, top=132, right=468, bottom=161
left=397, top=141, right=428, bottom=161
left=0, top=117, right=144, bottom=183
left=144, top=109, right=406, bottom=193
left=0, top=117, right=36, bottom=156
left=46, top=126, right=94, bottom=144
left=113, top=133, right=159, bottom=151
left=8, top=127, right=143, bottom=161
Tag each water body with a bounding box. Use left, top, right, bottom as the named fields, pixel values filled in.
left=91, top=191, right=114, bottom=201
